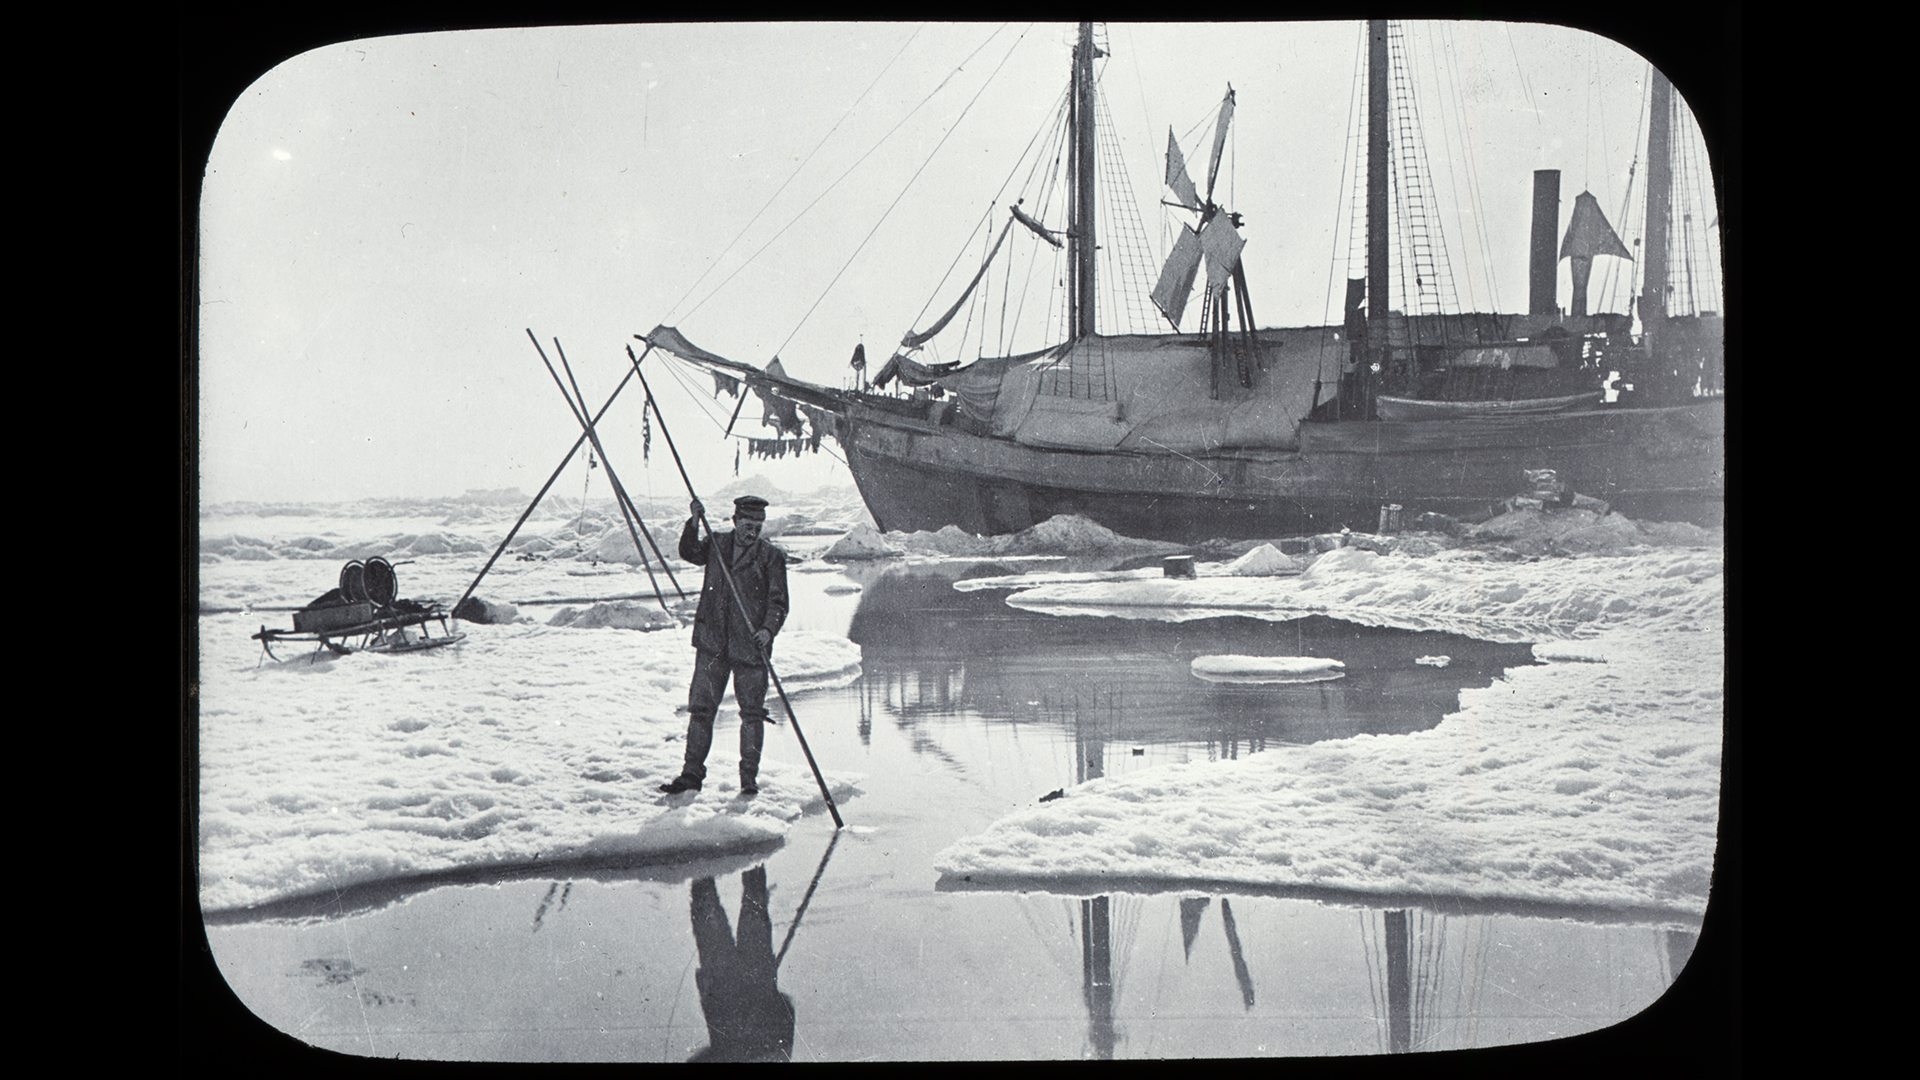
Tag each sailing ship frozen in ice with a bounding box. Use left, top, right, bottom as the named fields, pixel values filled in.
left=643, top=22, right=1725, bottom=543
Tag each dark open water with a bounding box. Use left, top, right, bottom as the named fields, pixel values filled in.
left=206, top=560, right=1699, bottom=1061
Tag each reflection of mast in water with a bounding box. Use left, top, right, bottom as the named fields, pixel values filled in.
left=1660, top=927, right=1699, bottom=986
left=1081, top=896, right=1116, bottom=1059
left=1361, top=908, right=1467, bottom=1054
left=1385, top=910, right=1411, bottom=1053
left=1075, top=692, right=1117, bottom=1058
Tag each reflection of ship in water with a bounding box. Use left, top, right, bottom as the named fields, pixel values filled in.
left=845, top=564, right=1537, bottom=751
left=1356, top=907, right=1701, bottom=1053
left=1063, top=880, right=1702, bottom=1057
left=870, top=568, right=1695, bottom=1057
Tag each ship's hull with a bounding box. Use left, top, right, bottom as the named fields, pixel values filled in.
left=839, top=398, right=1724, bottom=542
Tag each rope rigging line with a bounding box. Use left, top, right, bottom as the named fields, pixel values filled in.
left=1314, top=21, right=1367, bottom=398
left=775, top=24, right=1033, bottom=360
left=666, top=25, right=925, bottom=326
left=1095, top=86, right=1161, bottom=339
left=656, top=351, right=735, bottom=431
left=908, top=79, right=1068, bottom=343
left=1600, top=73, right=1649, bottom=317
left=1000, top=86, right=1073, bottom=357
left=899, top=80, right=1072, bottom=367
left=680, top=24, right=1013, bottom=327
left=1432, top=21, right=1497, bottom=320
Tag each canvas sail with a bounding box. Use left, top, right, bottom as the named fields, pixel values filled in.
left=1150, top=225, right=1203, bottom=328
left=1559, top=191, right=1631, bottom=317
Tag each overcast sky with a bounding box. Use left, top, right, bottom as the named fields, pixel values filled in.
left=194, top=20, right=1724, bottom=508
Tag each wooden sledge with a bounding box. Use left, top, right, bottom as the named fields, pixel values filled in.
left=251, top=556, right=467, bottom=661
left=252, top=607, right=466, bottom=661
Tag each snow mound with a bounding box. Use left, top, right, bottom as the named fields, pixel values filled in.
left=1465, top=508, right=1716, bottom=554
left=548, top=600, right=679, bottom=631
left=1225, top=543, right=1296, bottom=576
left=452, top=597, right=521, bottom=624
left=993, top=515, right=1183, bottom=555
left=890, top=525, right=996, bottom=557
left=1302, top=546, right=1381, bottom=579
left=578, top=528, right=677, bottom=566
left=878, top=515, right=1184, bottom=559
left=1190, top=655, right=1344, bottom=684
left=824, top=524, right=900, bottom=560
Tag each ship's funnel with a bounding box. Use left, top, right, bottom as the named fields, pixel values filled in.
left=1530, top=170, right=1561, bottom=316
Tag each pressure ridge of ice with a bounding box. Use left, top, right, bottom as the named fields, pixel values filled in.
left=935, top=541, right=1725, bottom=919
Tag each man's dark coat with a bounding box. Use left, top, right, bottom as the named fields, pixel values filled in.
left=680, top=519, right=788, bottom=661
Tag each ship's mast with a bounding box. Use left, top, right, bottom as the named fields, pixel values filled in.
left=1365, top=20, right=1390, bottom=387
left=1642, top=67, right=1673, bottom=343
left=1069, top=22, right=1099, bottom=341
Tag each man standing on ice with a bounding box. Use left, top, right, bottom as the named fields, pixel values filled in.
left=660, top=495, right=788, bottom=797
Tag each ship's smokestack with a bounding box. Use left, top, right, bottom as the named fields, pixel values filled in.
left=1530, top=170, right=1560, bottom=316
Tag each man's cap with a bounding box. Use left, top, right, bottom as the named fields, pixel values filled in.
left=732, top=495, right=769, bottom=519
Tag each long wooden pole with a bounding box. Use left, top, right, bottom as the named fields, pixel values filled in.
left=530, top=331, right=676, bottom=613
left=555, top=340, right=686, bottom=598
left=543, top=333, right=688, bottom=601
left=627, top=342, right=844, bottom=828
left=451, top=365, right=638, bottom=616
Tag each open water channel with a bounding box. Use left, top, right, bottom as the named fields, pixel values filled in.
left=203, top=559, right=1708, bottom=1061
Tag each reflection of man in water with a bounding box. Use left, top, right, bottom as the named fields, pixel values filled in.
left=688, top=866, right=795, bottom=1062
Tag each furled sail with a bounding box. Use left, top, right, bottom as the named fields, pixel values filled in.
left=900, top=217, right=1016, bottom=349
left=1011, top=204, right=1062, bottom=248
left=1150, top=224, right=1203, bottom=328
left=1559, top=191, right=1632, bottom=317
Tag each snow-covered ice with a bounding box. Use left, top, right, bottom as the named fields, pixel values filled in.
left=197, top=500, right=864, bottom=915
left=199, top=497, right=1724, bottom=925
left=1190, top=655, right=1345, bottom=684
left=935, top=539, right=1724, bottom=921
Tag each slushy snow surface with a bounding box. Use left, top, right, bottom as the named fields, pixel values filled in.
left=937, top=541, right=1724, bottom=920
left=198, top=506, right=863, bottom=914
